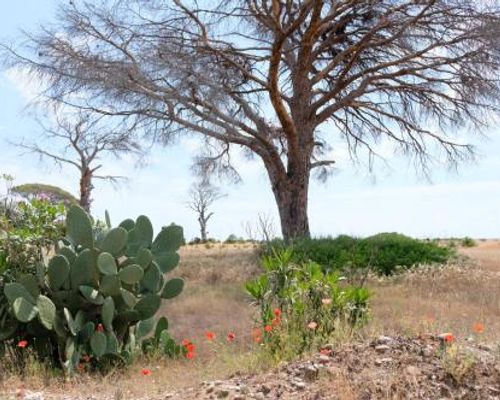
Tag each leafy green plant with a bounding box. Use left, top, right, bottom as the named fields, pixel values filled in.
left=0, top=205, right=185, bottom=374
left=264, top=233, right=453, bottom=275
left=246, top=249, right=369, bottom=358
left=461, top=237, right=476, bottom=248
left=0, top=198, right=65, bottom=278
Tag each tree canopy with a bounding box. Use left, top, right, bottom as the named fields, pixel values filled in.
left=3, top=0, right=500, bottom=238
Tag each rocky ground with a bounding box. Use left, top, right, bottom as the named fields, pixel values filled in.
left=11, top=337, right=500, bottom=400
left=152, top=336, right=500, bottom=400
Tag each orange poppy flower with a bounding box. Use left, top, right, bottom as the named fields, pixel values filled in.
left=473, top=322, right=484, bottom=334
left=443, top=333, right=454, bottom=343
left=252, top=328, right=262, bottom=343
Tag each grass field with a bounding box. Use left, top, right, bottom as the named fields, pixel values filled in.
left=1, top=241, right=499, bottom=399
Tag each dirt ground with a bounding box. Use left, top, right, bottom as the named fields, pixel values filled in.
left=1, top=241, right=499, bottom=399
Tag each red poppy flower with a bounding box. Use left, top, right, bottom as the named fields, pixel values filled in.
left=96, top=324, right=104, bottom=333
left=473, top=322, right=485, bottom=334
left=185, top=351, right=195, bottom=360
left=320, top=348, right=332, bottom=356
left=264, top=325, right=273, bottom=333
left=205, top=331, right=216, bottom=341
left=442, top=333, right=454, bottom=343
left=185, top=343, right=195, bottom=353
left=273, top=308, right=281, bottom=317
left=141, top=368, right=152, bottom=376
left=181, top=339, right=191, bottom=346
left=227, top=332, right=236, bottom=342
left=17, top=340, right=28, bottom=348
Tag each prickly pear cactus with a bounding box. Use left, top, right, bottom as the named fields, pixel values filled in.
left=0, top=205, right=184, bottom=374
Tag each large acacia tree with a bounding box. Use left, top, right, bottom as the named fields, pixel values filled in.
left=3, top=0, right=500, bottom=239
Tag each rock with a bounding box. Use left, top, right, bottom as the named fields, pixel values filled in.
left=291, top=380, right=306, bottom=390
left=374, top=357, right=393, bottom=366
left=24, top=393, right=44, bottom=400
left=304, top=365, right=319, bottom=382
left=478, top=344, right=493, bottom=352
left=375, top=345, right=391, bottom=353
left=377, top=336, right=394, bottom=345
left=216, top=389, right=229, bottom=398
left=260, top=384, right=271, bottom=395
left=406, top=366, right=421, bottom=376
left=317, top=354, right=331, bottom=364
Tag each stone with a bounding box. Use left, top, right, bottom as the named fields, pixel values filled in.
left=291, top=380, right=306, bottom=390
left=377, top=336, right=394, bottom=345
left=375, top=345, right=391, bottom=353
left=374, top=357, right=393, bottom=366
left=24, top=393, right=44, bottom=400
left=304, top=365, right=319, bottom=382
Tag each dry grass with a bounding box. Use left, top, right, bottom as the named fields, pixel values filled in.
left=1, top=241, right=499, bottom=399
left=366, top=241, right=500, bottom=343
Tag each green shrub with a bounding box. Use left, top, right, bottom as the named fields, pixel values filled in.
left=0, top=206, right=184, bottom=374
left=0, top=199, right=65, bottom=277
left=461, top=237, right=476, bottom=247
left=264, top=233, right=453, bottom=275
left=246, top=249, right=369, bottom=358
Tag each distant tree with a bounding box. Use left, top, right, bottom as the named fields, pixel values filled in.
left=3, top=1, right=500, bottom=238
left=16, top=111, right=142, bottom=212
left=11, top=183, right=78, bottom=206
left=187, top=180, right=225, bottom=243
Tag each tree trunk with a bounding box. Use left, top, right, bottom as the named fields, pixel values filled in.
left=198, top=214, right=208, bottom=242
left=79, top=167, right=93, bottom=212
left=269, top=168, right=311, bottom=241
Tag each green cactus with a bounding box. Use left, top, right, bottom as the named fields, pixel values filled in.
left=119, top=264, right=144, bottom=284
left=1, top=205, right=185, bottom=374
left=37, top=295, right=56, bottom=330
left=97, top=253, right=118, bottom=276
left=99, top=227, right=128, bottom=256
left=48, top=255, right=71, bottom=290
left=13, top=297, right=38, bottom=322
left=66, top=206, right=94, bottom=249
left=101, top=297, right=115, bottom=331
left=90, top=331, right=107, bottom=357
left=161, top=278, right=184, bottom=299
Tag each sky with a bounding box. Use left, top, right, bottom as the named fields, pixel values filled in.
left=1, top=1, right=499, bottom=240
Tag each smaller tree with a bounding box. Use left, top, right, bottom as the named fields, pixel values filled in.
left=187, top=180, right=225, bottom=243
left=12, top=183, right=78, bottom=206
left=16, top=111, right=142, bottom=212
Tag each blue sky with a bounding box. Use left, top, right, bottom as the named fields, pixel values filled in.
left=1, top=0, right=500, bottom=240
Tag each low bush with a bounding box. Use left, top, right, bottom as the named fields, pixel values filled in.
left=0, top=205, right=185, bottom=374
left=246, top=249, right=369, bottom=358
left=461, top=237, right=476, bottom=248
left=264, top=233, right=453, bottom=275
